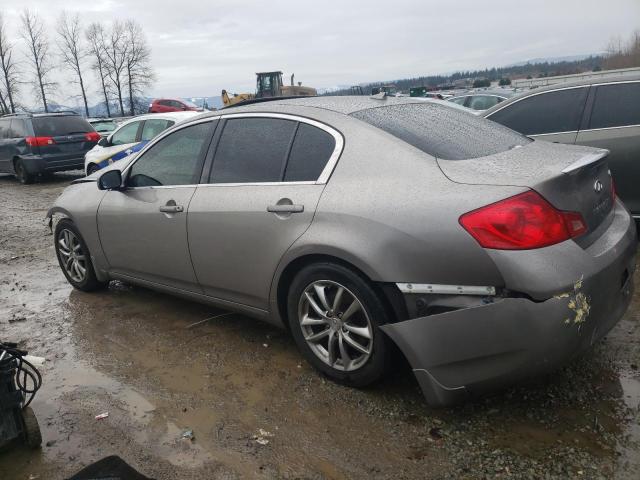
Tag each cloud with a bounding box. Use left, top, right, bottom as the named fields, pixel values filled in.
left=2, top=0, right=639, bottom=107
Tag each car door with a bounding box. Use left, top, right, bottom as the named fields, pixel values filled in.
left=188, top=114, right=342, bottom=310
left=575, top=81, right=640, bottom=216
left=486, top=86, right=590, bottom=144
left=97, top=119, right=216, bottom=291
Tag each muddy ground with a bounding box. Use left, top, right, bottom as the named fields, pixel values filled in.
left=0, top=172, right=639, bottom=480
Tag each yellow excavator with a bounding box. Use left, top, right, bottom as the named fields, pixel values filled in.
left=222, top=71, right=317, bottom=107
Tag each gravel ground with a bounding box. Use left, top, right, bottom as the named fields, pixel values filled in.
left=0, top=172, right=638, bottom=479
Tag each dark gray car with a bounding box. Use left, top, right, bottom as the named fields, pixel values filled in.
left=47, top=97, right=636, bottom=406
left=484, top=75, right=640, bottom=217
left=0, top=112, right=100, bottom=184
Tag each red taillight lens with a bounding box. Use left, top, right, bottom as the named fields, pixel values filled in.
left=25, top=136, right=55, bottom=147
left=85, top=131, right=101, bottom=142
left=459, top=191, right=587, bottom=250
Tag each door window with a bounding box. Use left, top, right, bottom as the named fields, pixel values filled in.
left=127, top=122, right=212, bottom=187
left=111, top=121, right=141, bottom=145
left=9, top=120, right=28, bottom=138
left=0, top=119, right=9, bottom=139
left=488, top=87, right=589, bottom=135
left=468, top=95, right=501, bottom=110
left=140, top=119, right=171, bottom=141
left=211, top=117, right=297, bottom=183
left=589, top=82, right=640, bottom=129
left=449, top=96, right=467, bottom=106
left=284, top=123, right=336, bottom=181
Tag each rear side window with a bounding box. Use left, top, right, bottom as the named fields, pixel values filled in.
left=141, top=119, right=171, bottom=141
left=284, top=123, right=335, bottom=181
left=352, top=103, right=529, bottom=160
left=211, top=118, right=297, bottom=183
left=589, top=82, right=640, bottom=129
left=32, top=116, right=92, bottom=136
left=9, top=119, right=28, bottom=137
left=128, top=122, right=212, bottom=187
left=488, top=87, right=588, bottom=135
left=0, top=119, right=9, bottom=139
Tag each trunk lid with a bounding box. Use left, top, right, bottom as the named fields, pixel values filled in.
left=437, top=141, right=615, bottom=246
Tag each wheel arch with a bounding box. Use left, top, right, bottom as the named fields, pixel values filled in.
left=273, top=252, right=408, bottom=331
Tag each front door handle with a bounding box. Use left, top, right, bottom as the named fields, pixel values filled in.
left=159, top=205, right=184, bottom=213
left=267, top=204, right=304, bottom=213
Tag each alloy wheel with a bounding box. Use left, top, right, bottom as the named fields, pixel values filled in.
left=298, top=280, right=373, bottom=371
left=57, top=229, right=88, bottom=283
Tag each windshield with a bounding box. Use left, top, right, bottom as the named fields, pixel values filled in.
left=90, top=121, right=117, bottom=133
left=351, top=102, right=530, bottom=160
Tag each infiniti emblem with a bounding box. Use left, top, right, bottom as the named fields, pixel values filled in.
left=594, top=180, right=603, bottom=193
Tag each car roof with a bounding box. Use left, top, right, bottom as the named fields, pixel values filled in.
left=115, top=111, right=202, bottom=128
left=483, top=73, right=640, bottom=116
left=206, top=95, right=476, bottom=117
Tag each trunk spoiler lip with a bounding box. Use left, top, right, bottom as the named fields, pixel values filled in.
left=561, top=149, right=609, bottom=174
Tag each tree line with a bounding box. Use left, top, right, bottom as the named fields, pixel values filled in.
left=0, top=9, right=154, bottom=117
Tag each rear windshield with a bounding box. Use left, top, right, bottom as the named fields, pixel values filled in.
left=351, top=103, right=530, bottom=160
left=32, top=116, right=93, bottom=136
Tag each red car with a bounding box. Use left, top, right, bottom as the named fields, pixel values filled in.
left=148, top=98, right=202, bottom=113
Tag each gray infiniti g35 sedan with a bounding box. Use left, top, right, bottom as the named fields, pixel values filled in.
left=47, top=96, right=637, bottom=406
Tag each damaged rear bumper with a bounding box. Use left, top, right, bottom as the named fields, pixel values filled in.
left=381, top=201, right=637, bottom=407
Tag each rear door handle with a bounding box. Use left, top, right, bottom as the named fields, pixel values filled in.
left=159, top=205, right=184, bottom=213
left=267, top=204, right=304, bottom=213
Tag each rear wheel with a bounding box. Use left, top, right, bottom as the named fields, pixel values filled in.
left=14, top=159, right=34, bottom=184
left=54, top=219, right=108, bottom=292
left=287, top=263, right=391, bottom=387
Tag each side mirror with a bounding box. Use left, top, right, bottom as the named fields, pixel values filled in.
left=98, top=137, right=109, bottom=147
left=98, top=170, right=123, bottom=190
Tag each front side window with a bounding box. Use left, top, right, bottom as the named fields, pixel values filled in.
left=211, top=118, right=297, bottom=183
left=449, top=96, right=467, bottom=106
left=468, top=95, right=502, bottom=110
left=111, top=121, right=141, bottom=145
left=488, top=87, right=589, bottom=135
left=127, top=122, right=212, bottom=187
left=284, top=123, right=336, bottom=181
left=589, top=82, right=640, bottom=129
left=141, top=119, right=171, bottom=141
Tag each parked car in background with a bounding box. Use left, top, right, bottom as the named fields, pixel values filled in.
left=484, top=75, right=640, bottom=217
left=448, top=92, right=511, bottom=111
left=0, top=112, right=100, bottom=184
left=88, top=118, right=118, bottom=137
left=49, top=97, right=635, bottom=406
left=84, top=111, right=201, bottom=175
left=148, top=98, right=203, bottom=113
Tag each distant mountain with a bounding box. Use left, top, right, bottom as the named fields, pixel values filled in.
left=505, top=54, right=603, bottom=67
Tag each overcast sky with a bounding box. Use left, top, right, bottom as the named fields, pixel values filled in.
left=2, top=0, right=639, bottom=106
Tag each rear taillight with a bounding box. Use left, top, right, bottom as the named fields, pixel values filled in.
left=85, top=132, right=101, bottom=142
left=25, top=136, right=55, bottom=147
left=459, top=191, right=587, bottom=250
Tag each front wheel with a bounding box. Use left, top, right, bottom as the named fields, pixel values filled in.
left=287, top=263, right=392, bottom=387
left=86, top=163, right=99, bottom=176
left=54, top=219, right=108, bottom=292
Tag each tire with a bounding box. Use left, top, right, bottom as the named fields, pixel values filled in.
left=14, top=159, right=34, bottom=185
left=22, top=407, right=42, bottom=449
left=86, top=163, right=99, bottom=176
left=54, top=219, right=108, bottom=292
left=287, top=262, right=392, bottom=387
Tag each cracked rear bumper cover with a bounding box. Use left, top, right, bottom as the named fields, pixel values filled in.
left=381, top=209, right=637, bottom=407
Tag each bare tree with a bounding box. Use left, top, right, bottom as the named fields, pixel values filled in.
left=0, top=12, right=19, bottom=113
left=86, top=22, right=111, bottom=117
left=604, top=30, right=640, bottom=70
left=21, top=9, right=55, bottom=112
left=57, top=12, right=90, bottom=116
left=102, top=21, right=128, bottom=116
left=124, top=20, right=154, bottom=116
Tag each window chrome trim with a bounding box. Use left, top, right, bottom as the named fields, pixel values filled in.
left=121, top=112, right=345, bottom=188
left=529, top=130, right=578, bottom=137
left=578, top=123, right=640, bottom=133
left=485, top=85, right=590, bottom=119
left=589, top=79, right=640, bottom=88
